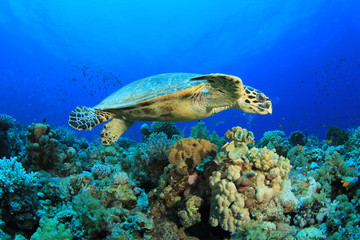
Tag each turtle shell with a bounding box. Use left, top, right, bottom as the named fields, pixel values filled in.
left=95, top=73, right=205, bottom=110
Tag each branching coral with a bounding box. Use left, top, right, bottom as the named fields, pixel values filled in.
left=257, top=130, right=284, bottom=148
left=0, top=156, right=39, bottom=197
left=146, top=132, right=174, bottom=162
left=91, top=164, right=112, bottom=180
left=0, top=156, right=40, bottom=230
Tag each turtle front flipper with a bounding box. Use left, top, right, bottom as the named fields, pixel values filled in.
left=68, top=106, right=114, bottom=130
left=190, top=74, right=245, bottom=107
left=100, top=119, right=134, bottom=145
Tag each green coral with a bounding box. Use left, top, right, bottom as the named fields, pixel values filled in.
left=326, top=126, right=350, bottom=146
left=257, top=130, right=285, bottom=149
left=231, top=221, right=282, bottom=240
left=150, top=121, right=181, bottom=139
left=190, top=121, right=209, bottom=139
left=326, top=195, right=360, bottom=239
left=208, top=130, right=226, bottom=150
left=30, top=217, right=72, bottom=240
left=190, top=121, right=225, bottom=150
left=311, top=149, right=350, bottom=195
left=178, top=195, right=203, bottom=228
left=72, top=190, right=111, bottom=238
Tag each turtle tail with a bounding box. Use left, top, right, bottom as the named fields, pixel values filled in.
left=68, top=106, right=114, bottom=130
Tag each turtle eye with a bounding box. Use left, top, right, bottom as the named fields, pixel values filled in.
left=264, top=102, right=271, bottom=109
left=256, top=93, right=266, bottom=103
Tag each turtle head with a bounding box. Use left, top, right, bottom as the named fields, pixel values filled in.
left=233, top=86, right=272, bottom=115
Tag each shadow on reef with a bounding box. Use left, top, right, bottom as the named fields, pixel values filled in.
left=0, top=114, right=359, bottom=239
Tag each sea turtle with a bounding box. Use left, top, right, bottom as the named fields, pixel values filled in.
left=69, top=73, right=272, bottom=145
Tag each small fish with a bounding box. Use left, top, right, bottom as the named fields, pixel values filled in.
left=348, top=167, right=354, bottom=171
left=300, top=182, right=308, bottom=187
left=342, top=181, right=351, bottom=187
left=326, top=139, right=333, bottom=144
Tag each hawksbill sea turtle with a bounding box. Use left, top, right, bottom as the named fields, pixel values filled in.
left=68, top=73, right=272, bottom=145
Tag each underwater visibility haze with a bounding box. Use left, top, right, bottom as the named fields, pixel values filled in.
left=0, top=0, right=360, bottom=239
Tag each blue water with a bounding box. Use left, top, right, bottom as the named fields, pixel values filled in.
left=1, top=0, right=359, bottom=141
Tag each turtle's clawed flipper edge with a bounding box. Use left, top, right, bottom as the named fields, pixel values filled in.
left=191, top=74, right=245, bottom=106
left=68, top=106, right=114, bottom=130
left=100, top=118, right=134, bottom=145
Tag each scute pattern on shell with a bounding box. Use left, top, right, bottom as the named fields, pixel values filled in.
left=95, top=73, right=206, bottom=110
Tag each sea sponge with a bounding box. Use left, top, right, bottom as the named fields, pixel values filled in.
left=168, top=138, right=217, bottom=174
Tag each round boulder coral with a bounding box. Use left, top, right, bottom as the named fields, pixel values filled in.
left=168, top=138, right=217, bottom=174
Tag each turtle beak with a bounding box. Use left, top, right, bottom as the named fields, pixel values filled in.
left=258, top=101, right=272, bottom=115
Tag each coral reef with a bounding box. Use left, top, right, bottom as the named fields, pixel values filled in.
left=0, top=114, right=17, bottom=158
left=0, top=116, right=359, bottom=239
left=208, top=127, right=294, bottom=232
left=0, top=114, right=16, bottom=132
left=149, top=121, right=182, bottom=139
left=26, top=123, right=80, bottom=175
left=326, top=126, right=350, bottom=146
left=190, top=121, right=226, bottom=150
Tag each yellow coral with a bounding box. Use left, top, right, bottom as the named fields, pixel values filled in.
left=221, top=127, right=255, bottom=161
left=168, top=138, right=217, bottom=173
left=224, top=126, right=255, bottom=146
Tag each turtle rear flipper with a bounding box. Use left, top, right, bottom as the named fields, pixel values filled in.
left=100, top=119, right=134, bottom=145
left=68, top=106, right=114, bottom=130
left=191, top=74, right=245, bottom=107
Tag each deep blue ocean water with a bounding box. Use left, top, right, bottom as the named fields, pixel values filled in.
left=1, top=0, right=359, bottom=141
